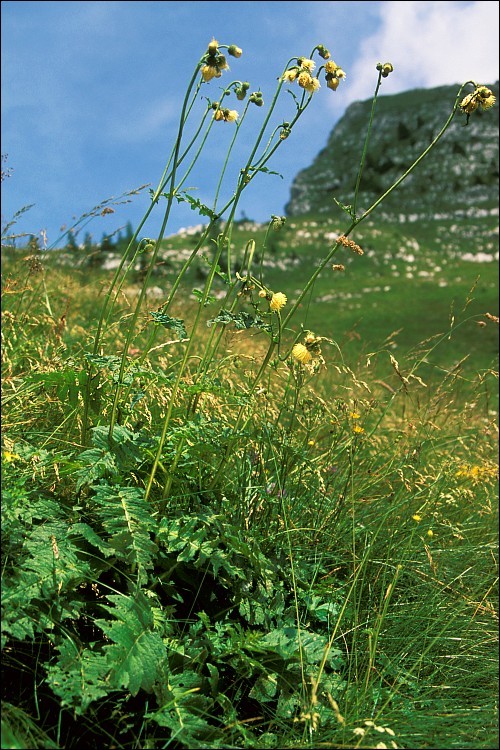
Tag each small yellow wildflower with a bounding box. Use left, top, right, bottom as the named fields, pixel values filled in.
left=214, top=108, right=239, bottom=123
left=282, top=68, right=298, bottom=83
left=269, top=292, right=287, bottom=312
left=460, top=86, right=496, bottom=117
left=353, top=425, right=364, bottom=434
left=308, top=440, right=315, bottom=446
left=292, top=343, right=313, bottom=364
left=325, top=61, right=338, bottom=74
left=460, top=93, right=479, bottom=115
left=427, top=529, right=434, bottom=538
left=2, top=450, right=20, bottom=463
left=298, top=57, right=316, bottom=73
left=349, top=411, right=360, bottom=419
left=412, top=514, right=422, bottom=522
left=298, top=71, right=320, bottom=93
left=201, top=65, right=219, bottom=82
left=207, top=38, right=219, bottom=54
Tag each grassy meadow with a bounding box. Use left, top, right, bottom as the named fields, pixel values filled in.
left=2, top=40, right=499, bottom=750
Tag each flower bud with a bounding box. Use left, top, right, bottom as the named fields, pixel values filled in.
left=317, top=45, right=331, bottom=59
left=228, top=44, right=242, bottom=58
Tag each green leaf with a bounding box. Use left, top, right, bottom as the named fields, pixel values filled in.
left=95, top=592, right=165, bottom=696
left=46, top=638, right=110, bottom=714
left=149, top=311, right=187, bottom=339
left=207, top=310, right=272, bottom=332
left=90, top=483, right=158, bottom=582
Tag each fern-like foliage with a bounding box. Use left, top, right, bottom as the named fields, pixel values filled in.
left=88, top=483, right=158, bottom=584
left=48, top=591, right=166, bottom=712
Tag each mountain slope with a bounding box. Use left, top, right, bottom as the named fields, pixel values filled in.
left=285, top=82, right=499, bottom=220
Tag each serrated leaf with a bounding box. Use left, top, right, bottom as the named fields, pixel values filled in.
left=95, top=592, right=165, bottom=696
left=207, top=310, right=272, bottom=332
left=149, top=311, right=187, bottom=339
left=46, top=638, right=110, bottom=714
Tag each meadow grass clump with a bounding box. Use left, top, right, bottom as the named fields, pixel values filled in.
left=1, top=39, right=498, bottom=750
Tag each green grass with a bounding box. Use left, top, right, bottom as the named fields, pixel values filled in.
left=2, top=215, right=498, bottom=750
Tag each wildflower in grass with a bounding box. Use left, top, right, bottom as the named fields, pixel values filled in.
left=269, top=292, right=287, bottom=312
left=292, top=343, right=313, bottom=364
left=427, top=529, right=434, bottom=537
left=2, top=450, right=20, bottom=463
left=228, top=44, right=243, bottom=58
left=412, top=514, right=422, bottom=522
left=298, top=71, right=321, bottom=93
left=308, top=439, right=315, bottom=446
left=332, top=263, right=345, bottom=271
left=353, top=424, right=364, bottom=434
left=456, top=463, right=497, bottom=482
left=349, top=411, right=360, bottom=419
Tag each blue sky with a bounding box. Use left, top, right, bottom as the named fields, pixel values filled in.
left=2, top=0, right=499, bottom=249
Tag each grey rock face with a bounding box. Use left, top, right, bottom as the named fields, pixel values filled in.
left=285, top=83, right=499, bottom=220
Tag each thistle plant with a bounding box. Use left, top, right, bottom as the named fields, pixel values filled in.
left=2, top=35, right=497, bottom=750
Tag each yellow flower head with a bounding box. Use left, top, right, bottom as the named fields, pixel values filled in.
left=427, top=529, right=434, bottom=538
left=207, top=38, right=219, bottom=54
left=324, top=61, right=338, bottom=74
left=327, top=76, right=340, bottom=91
left=269, top=292, right=287, bottom=312
left=353, top=425, right=365, bottom=434
left=460, top=93, right=479, bottom=114
left=282, top=68, right=298, bottom=83
left=298, top=71, right=320, bottom=93
left=292, top=343, right=313, bottom=364
left=201, top=65, right=219, bottom=82
left=298, top=57, right=316, bottom=73
left=461, top=86, right=496, bottom=116
left=412, top=514, right=422, bottom=522
left=225, top=109, right=239, bottom=122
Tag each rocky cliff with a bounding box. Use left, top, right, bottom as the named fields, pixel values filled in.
left=285, top=82, right=499, bottom=220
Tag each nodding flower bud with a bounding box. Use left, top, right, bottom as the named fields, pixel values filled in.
left=317, top=44, right=331, bottom=59
left=271, top=215, right=286, bottom=230
left=326, top=75, right=340, bottom=91
left=208, top=38, right=219, bottom=54
left=241, top=81, right=250, bottom=91
left=228, top=44, right=243, bottom=58
left=377, top=62, right=394, bottom=77
left=235, top=88, right=247, bottom=100
left=250, top=92, right=264, bottom=106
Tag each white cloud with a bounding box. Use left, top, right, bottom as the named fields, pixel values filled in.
left=342, top=1, right=499, bottom=105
